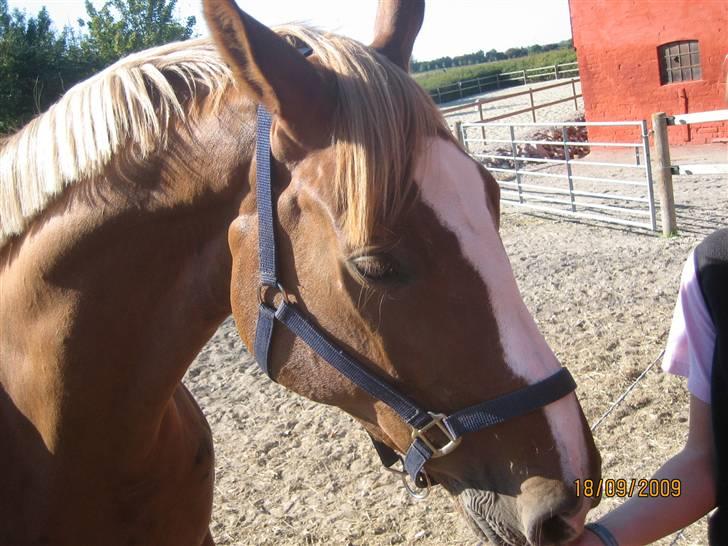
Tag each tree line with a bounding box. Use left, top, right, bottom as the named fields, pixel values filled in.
left=2, top=2, right=574, bottom=133
left=411, top=38, right=573, bottom=73
left=0, top=0, right=195, bottom=134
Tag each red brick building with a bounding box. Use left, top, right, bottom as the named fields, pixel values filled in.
left=569, top=0, right=727, bottom=144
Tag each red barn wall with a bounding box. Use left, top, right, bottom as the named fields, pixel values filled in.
left=569, top=0, right=727, bottom=145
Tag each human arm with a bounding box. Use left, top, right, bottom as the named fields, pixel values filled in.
left=572, top=395, right=717, bottom=546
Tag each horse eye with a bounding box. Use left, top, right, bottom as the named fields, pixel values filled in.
left=350, top=254, right=399, bottom=282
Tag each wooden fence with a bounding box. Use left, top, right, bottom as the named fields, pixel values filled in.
left=428, top=62, right=578, bottom=104
left=443, top=78, right=582, bottom=126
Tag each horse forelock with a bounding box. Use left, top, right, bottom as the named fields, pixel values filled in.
left=275, top=25, right=450, bottom=249
left=0, top=38, right=234, bottom=249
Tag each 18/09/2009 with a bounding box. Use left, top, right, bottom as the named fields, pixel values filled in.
left=574, top=478, right=682, bottom=498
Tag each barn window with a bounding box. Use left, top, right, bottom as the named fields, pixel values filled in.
left=659, top=41, right=701, bottom=84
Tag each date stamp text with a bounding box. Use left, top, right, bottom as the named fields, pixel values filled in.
left=574, top=478, right=681, bottom=498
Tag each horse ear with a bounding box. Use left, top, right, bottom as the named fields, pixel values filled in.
left=203, top=0, right=334, bottom=147
left=370, top=0, right=425, bottom=71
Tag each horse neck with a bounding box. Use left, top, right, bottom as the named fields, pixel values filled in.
left=0, top=97, right=255, bottom=459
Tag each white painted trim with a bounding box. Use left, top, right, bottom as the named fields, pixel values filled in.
left=668, top=109, right=728, bottom=125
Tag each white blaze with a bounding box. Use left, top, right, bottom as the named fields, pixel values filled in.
left=414, top=137, right=588, bottom=483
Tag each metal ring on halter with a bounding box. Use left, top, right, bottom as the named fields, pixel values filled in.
left=257, top=282, right=292, bottom=308
left=402, top=470, right=432, bottom=499
left=383, top=462, right=432, bottom=499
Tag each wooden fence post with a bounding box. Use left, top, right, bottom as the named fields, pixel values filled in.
left=571, top=78, right=578, bottom=110
left=652, top=112, right=677, bottom=236
left=528, top=88, right=536, bottom=122
left=478, top=102, right=486, bottom=141
left=454, top=121, right=465, bottom=149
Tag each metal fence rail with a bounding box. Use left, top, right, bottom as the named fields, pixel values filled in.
left=459, top=120, right=657, bottom=231
left=666, top=109, right=728, bottom=177
left=428, top=62, right=579, bottom=104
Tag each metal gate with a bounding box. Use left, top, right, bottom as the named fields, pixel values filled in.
left=458, top=120, right=657, bottom=231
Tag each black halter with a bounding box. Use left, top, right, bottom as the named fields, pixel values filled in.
left=252, top=105, right=576, bottom=491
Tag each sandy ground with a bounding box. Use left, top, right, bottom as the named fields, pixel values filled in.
left=184, top=82, right=727, bottom=545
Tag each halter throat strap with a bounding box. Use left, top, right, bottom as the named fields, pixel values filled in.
left=252, top=105, right=577, bottom=485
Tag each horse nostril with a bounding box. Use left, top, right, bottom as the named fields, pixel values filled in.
left=537, top=514, right=578, bottom=545
left=525, top=511, right=580, bottom=546
left=519, top=477, right=584, bottom=545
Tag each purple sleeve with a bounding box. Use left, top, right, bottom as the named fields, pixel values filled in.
left=662, top=249, right=716, bottom=404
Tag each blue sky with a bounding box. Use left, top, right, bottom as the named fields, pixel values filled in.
left=8, top=0, right=573, bottom=61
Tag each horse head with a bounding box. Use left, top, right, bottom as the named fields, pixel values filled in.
left=203, top=1, right=601, bottom=543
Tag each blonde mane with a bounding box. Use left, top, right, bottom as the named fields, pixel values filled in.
left=0, top=27, right=448, bottom=249
left=0, top=38, right=233, bottom=247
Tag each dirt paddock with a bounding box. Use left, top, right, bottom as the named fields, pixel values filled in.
left=185, top=82, right=727, bottom=545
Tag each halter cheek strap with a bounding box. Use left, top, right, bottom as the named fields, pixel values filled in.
left=252, top=104, right=577, bottom=486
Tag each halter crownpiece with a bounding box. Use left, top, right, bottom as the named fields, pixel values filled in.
left=252, top=104, right=577, bottom=491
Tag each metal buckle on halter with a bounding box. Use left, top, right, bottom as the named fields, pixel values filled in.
left=411, top=412, right=462, bottom=458
left=257, top=282, right=292, bottom=309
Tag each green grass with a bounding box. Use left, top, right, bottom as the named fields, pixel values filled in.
left=414, top=49, right=577, bottom=92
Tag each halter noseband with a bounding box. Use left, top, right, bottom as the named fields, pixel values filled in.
left=252, top=104, right=576, bottom=493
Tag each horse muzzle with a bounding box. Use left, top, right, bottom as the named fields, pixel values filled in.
left=452, top=478, right=591, bottom=546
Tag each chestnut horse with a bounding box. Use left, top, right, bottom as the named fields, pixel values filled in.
left=0, top=1, right=600, bottom=544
